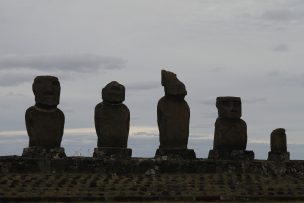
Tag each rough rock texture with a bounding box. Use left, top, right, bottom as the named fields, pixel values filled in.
left=268, top=128, right=290, bottom=161
left=93, top=147, right=132, bottom=159
left=156, top=70, right=195, bottom=159
left=102, top=81, right=125, bottom=103
left=24, top=76, right=65, bottom=157
left=155, top=149, right=196, bottom=160
left=22, top=147, right=66, bottom=159
left=161, top=69, right=187, bottom=96
left=209, top=97, right=253, bottom=160
left=32, top=76, right=61, bottom=106
left=0, top=157, right=304, bottom=202
left=94, top=81, right=131, bottom=158
left=208, top=149, right=254, bottom=161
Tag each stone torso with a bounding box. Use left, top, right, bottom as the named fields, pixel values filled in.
left=157, top=96, right=190, bottom=149
left=95, top=102, right=130, bottom=148
left=270, top=128, right=287, bottom=153
left=25, top=106, right=64, bottom=148
left=213, top=117, right=247, bottom=151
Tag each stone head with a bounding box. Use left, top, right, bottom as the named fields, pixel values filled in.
left=216, top=96, right=241, bottom=119
left=161, top=70, right=187, bottom=97
left=32, top=76, right=61, bottom=107
left=102, top=81, right=125, bottom=103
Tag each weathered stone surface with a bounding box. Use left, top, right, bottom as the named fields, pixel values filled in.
left=208, top=149, right=254, bottom=160
left=270, top=128, right=287, bottom=153
left=24, top=76, right=65, bottom=152
left=268, top=151, right=290, bottom=161
left=22, top=147, right=66, bottom=158
left=1, top=160, right=304, bottom=203
left=93, top=147, right=132, bottom=159
left=217, top=96, right=242, bottom=119
left=157, top=70, right=191, bottom=150
left=213, top=117, right=247, bottom=151
left=268, top=128, right=290, bottom=161
left=213, top=97, right=247, bottom=151
left=32, top=76, right=60, bottom=106
left=209, top=97, right=253, bottom=160
left=155, top=149, right=196, bottom=160
left=95, top=81, right=131, bottom=154
left=161, top=69, right=187, bottom=96
left=1, top=156, right=304, bottom=176
left=102, top=81, right=125, bottom=103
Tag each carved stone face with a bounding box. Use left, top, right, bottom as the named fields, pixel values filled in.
left=102, top=81, right=125, bottom=103
left=216, top=97, right=241, bottom=119
left=161, top=70, right=187, bottom=96
left=33, top=76, right=61, bottom=107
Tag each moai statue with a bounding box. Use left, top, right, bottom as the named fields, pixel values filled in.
left=208, top=97, right=254, bottom=160
left=22, top=76, right=66, bottom=158
left=155, top=70, right=196, bottom=159
left=268, top=128, right=290, bottom=161
left=94, top=81, right=132, bottom=158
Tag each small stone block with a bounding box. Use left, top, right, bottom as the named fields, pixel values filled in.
left=22, top=147, right=66, bottom=159
left=155, top=148, right=196, bottom=160
left=208, top=149, right=254, bottom=160
left=93, top=147, right=132, bottom=159
left=268, top=151, right=290, bottom=161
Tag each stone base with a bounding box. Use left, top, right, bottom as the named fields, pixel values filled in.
left=22, top=147, right=66, bottom=159
left=208, top=149, right=254, bottom=160
left=155, top=148, right=196, bottom=160
left=268, top=151, right=290, bottom=161
left=93, top=147, right=132, bottom=159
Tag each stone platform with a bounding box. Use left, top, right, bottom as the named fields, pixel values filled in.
left=93, top=147, right=132, bottom=159
left=155, top=148, right=196, bottom=160
left=208, top=149, right=254, bottom=160
left=0, top=156, right=304, bottom=202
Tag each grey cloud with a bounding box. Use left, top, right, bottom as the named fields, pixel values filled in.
left=6, top=92, right=25, bottom=97
left=201, top=98, right=215, bottom=106
left=243, top=97, right=267, bottom=104
left=283, top=73, right=304, bottom=86
left=0, top=54, right=126, bottom=73
left=126, top=81, right=160, bottom=91
left=0, top=72, right=34, bottom=87
left=261, top=9, right=304, bottom=23
left=0, top=54, right=126, bottom=87
left=267, top=70, right=281, bottom=77
left=201, top=97, right=267, bottom=105
left=273, top=44, right=289, bottom=52
left=206, top=67, right=225, bottom=73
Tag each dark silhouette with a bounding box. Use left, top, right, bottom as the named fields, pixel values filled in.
left=268, top=128, right=290, bottom=161
left=208, top=97, right=254, bottom=160
left=155, top=70, right=195, bottom=159
left=94, top=81, right=131, bottom=158
left=23, top=76, right=66, bottom=158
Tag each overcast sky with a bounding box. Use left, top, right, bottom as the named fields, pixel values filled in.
left=1, top=0, right=304, bottom=156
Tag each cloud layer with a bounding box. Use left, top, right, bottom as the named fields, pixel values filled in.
left=0, top=54, right=126, bottom=87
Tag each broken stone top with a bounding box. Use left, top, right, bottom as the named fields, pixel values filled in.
left=102, top=81, right=125, bottom=103
left=32, top=76, right=61, bottom=107
left=216, top=96, right=241, bottom=119
left=161, top=70, right=187, bottom=96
